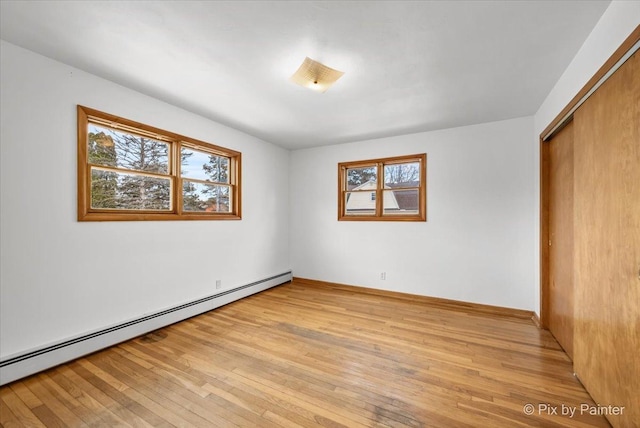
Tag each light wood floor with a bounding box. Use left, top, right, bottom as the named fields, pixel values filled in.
left=0, top=280, right=609, bottom=427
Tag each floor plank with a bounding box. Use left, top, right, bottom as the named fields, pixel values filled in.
left=0, top=281, right=610, bottom=427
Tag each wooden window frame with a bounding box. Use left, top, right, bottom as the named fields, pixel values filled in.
left=77, top=105, right=241, bottom=221
left=338, top=153, right=427, bottom=222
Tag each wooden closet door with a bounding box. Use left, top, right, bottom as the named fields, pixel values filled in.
left=573, top=50, right=639, bottom=428
left=548, top=121, right=574, bottom=359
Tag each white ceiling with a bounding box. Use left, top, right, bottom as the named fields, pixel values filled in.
left=1, top=1, right=610, bottom=149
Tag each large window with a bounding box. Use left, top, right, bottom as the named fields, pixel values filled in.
left=78, top=106, right=241, bottom=221
left=338, top=154, right=426, bottom=221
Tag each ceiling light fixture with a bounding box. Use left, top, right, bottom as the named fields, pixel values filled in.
left=290, top=57, right=344, bottom=93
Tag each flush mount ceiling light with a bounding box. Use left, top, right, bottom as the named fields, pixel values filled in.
left=290, top=57, right=344, bottom=93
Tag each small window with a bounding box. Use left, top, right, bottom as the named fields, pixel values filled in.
left=78, top=106, right=241, bottom=221
left=338, top=154, right=426, bottom=221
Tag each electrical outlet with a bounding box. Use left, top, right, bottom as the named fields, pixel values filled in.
left=215, top=279, right=222, bottom=289
left=380, top=272, right=386, bottom=280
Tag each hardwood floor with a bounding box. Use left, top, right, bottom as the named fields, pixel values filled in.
left=0, top=280, right=609, bottom=427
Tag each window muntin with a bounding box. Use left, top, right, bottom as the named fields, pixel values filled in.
left=338, top=154, right=426, bottom=221
left=78, top=106, right=241, bottom=221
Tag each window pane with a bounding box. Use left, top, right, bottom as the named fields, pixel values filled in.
left=91, top=168, right=171, bottom=210
left=383, top=189, right=419, bottom=215
left=346, top=166, right=377, bottom=190
left=384, top=162, right=420, bottom=187
left=181, top=147, right=229, bottom=183
left=88, top=124, right=169, bottom=174
left=183, top=181, right=231, bottom=212
left=344, top=191, right=376, bottom=216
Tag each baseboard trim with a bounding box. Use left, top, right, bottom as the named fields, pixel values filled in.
left=292, top=276, right=534, bottom=321
left=531, top=313, right=542, bottom=329
left=0, top=271, right=292, bottom=386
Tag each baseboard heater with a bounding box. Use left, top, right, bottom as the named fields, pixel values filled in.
left=0, top=271, right=292, bottom=386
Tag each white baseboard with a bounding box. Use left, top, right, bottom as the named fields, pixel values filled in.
left=0, top=271, right=292, bottom=385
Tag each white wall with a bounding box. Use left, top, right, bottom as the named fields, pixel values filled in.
left=535, top=2, right=640, bottom=132
left=532, top=1, right=640, bottom=313
left=290, top=117, right=537, bottom=310
left=0, top=41, right=290, bottom=359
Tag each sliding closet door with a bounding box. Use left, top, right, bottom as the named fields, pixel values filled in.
left=573, top=50, right=639, bottom=427
left=547, top=121, right=574, bottom=359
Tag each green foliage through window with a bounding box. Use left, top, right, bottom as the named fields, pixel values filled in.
left=78, top=106, right=241, bottom=221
